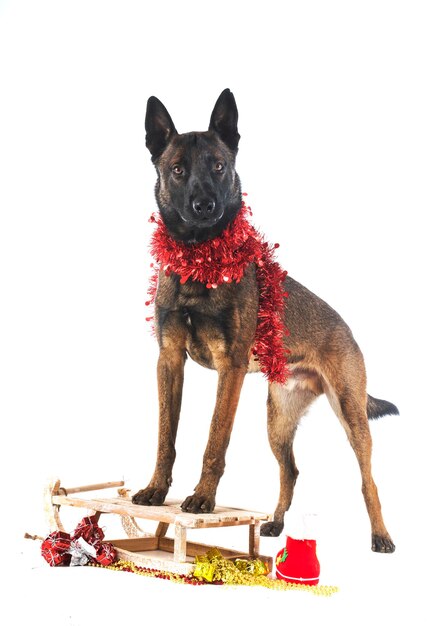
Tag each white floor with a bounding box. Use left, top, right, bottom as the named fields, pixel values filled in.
left=12, top=514, right=432, bottom=626
left=9, top=432, right=434, bottom=626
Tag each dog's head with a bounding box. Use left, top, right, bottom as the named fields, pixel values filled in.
left=145, top=89, right=242, bottom=243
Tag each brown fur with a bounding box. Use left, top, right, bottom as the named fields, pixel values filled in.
left=132, top=90, right=396, bottom=553
left=259, top=276, right=395, bottom=551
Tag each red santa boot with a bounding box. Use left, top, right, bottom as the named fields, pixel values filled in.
left=275, top=535, right=320, bottom=586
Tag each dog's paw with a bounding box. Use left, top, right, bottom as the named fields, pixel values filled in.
left=260, top=521, right=284, bottom=537
left=132, top=486, right=167, bottom=506
left=181, top=494, right=215, bottom=514
left=371, top=534, right=396, bottom=553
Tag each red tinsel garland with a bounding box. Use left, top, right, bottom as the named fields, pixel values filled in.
left=146, top=195, right=290, bottom=384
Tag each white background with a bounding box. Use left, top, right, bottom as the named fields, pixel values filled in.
left=1, top=0, right=434, bottom=624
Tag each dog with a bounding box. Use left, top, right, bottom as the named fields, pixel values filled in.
left=132, top=89, right=398, bottom=553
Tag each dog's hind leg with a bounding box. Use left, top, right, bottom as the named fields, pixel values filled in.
left=325, top=375, right=395, bottom=553
left=260, top=381, right=318, bottom=537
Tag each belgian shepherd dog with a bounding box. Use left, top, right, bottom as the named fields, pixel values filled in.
left=132, top=89, right=397, bottom=553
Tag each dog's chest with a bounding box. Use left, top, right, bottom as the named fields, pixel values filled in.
left=180, top=300, right=232, bottom=370
left=156, top=271, right=259, bottom=370
left=183, top=312, right=219, bottom=369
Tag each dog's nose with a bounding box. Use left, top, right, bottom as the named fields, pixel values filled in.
left=192, top=199, right=216, bottom=217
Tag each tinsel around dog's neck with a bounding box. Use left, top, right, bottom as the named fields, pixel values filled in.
left=146, top=194, right=290, bottom=384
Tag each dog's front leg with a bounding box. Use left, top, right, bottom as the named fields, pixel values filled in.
left=181, top=365, right=246, bottom=513
left=132, top=345, right=185, bottom=506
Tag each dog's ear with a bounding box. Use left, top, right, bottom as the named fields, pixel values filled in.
left=145, top=96, right=177, bottom=160
left=209, top=88, right=240, bottom=151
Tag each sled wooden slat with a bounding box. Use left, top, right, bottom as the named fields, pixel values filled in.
left=45, top=479, right=273, bottom=575
left=56, top=481, right=125, bottom=495
left=157, top=536, right=254, bottom=560
left=51, top=494, right=269, bottom=528
left=111, top=536, right=160, bottom=551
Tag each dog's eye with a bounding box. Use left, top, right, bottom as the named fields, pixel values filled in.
left=215, top=162, right=224, bottom=173
left=172, top=164, right=184, bottom=176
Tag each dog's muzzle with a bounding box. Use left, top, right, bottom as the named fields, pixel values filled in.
left=192, top=199, right=216, bottom=217
left=185, top=198, right=223, bottom=227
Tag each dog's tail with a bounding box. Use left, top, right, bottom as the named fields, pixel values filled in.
left=367, top=394, right=399, bottom=420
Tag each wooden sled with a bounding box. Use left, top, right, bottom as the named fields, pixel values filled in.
left=45, top=479, right=273, bottom=575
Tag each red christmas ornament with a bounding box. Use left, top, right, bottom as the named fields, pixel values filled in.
left=95, top=542, right=117, bottom=566
left=72, top=515, right=104, bottom=546
left=275, top=536, right=320, bottom=586
left=41, top=515, right=116, bottom=567
left=146, top=197, right=290, bottom=384
left=41, top=531, right=72, bottom=566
